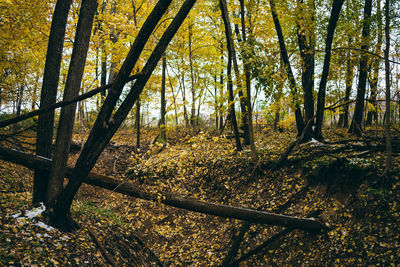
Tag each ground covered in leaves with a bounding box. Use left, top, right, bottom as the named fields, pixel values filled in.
left=1, top=127, right=400, bottom=265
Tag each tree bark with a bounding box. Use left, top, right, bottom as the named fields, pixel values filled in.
left=314, top=0, right=344, bottom=140
left=349, top=0, right=373, bottom=135
left=269, top=0, right=304, bottom=135
left=33, top=0, right=72, bottom=205
left=46, top=0, right=98, bottom=220
left=0, top=146, right=326, bottom=233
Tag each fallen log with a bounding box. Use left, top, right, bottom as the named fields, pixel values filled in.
left=0, top=146, right=327, bottom=232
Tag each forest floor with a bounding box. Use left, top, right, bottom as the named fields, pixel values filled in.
left=1, top=126, right=400, bottom=266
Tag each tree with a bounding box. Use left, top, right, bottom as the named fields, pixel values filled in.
left=349, top=0, right=373, bottom=135
left=239, top=0, right=257, bottom=160
left=366, top=0, right=383, bottom=126
left=47, top=0, right=195, bottom=231
left=219, top=0, right=242, bottom=151
left=160, top=54, right=167, bottom=142
left=314, top=0, right=345, bottom=139
left=295, top=0, right=315, bottom=141
left=269, top=0, right=304, bottom=135
left=33, top=0, right=72, bottom=205
left=45, top=0, right=98, bottom=221
left=383, top=0, right=392, bottom=174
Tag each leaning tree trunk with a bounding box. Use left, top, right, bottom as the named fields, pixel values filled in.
left=314, top=0, right=345, bottom=140
left=269, top=0, right=304, bottom=135
left=51, top=0, right=195, bottom=232
left=349, top=0, right=373, bottom=135
left=46, top=0, right=97, bottom=229
left=33, top=0, right=72, bottom=205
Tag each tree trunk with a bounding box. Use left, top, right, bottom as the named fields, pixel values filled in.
left=135, top=94, right=141, bottom=150
left=269, top=0, right=304, bottom=135
left=366, top=0, right=383, bottom=126
left=219, top=43, right=224, bottom=131
left=239, top=0, right=257, bottom=160
left=226, top=47, right=242, bottom=151
left=51, top=0, right=194, bottom=232
left=107, top=1, right=119, bottom=84
left=0, top=146, right=326, bottom=233
left=188, top=20, right=196, bottom=129
left=339, top=37, right=354, bottom=128
left=160, top=54, right=167, bottom=142
left=46, top=0, right=97, bottom=227
left=214, top=74, right=219, bottom=129
left=296, top=0, right=315, bottom=141
left=219, top=0, right=242, bottom=151
left=165, top=65, right=179, bottom=126
left=314, top=0, right=344, bottom=140
left=13, top=85, right=24, bottom=133
left=384, top=0, right=392, bottom=173
left=219, top=0, right=249, bottom=145
left=349, top=0, right=372, bottom=135
left=33, top=0, right=72, bottom=205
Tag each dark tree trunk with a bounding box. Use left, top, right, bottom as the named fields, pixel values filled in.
left=135, top=94, right=141, bottom=149
left=188, top=20, right=196, bottom=129
left=101, top=49, right=107, bottom=94
left=269, top=0, right=304, bottom=135
left=219, top=0, right=242, bottom=151
left=180, top=57, right=190, bottom=129
left=296, top=0, right=315, bottom=141
left=46, top=0, right=97, bottom=228
left=384, top=0, right=392, bottom=173
left=107, top=1, right=119, bottom=84
left=239, top=0, right=256, bottom=159
left=219, top=44, right=224, bottom=131
left=349, top=0, right=372, bottom=135
left=366, top=0, right=382, bottom=126
left=314, top=0, right=344, bottom=140
left=51, top=0, right=194, bottom=232
left=214, top=74, right=219, bottom=129
left=13, top=85, right=24, bottom=133
left=219, top=0, right=249, bottom=145
left=160, top=54, right=167, bottom=142
left=33, top=0, right=72, bottom=205
left=339, top=37, right=354, bottom=128
left=226, top=47, right=242, bottom=151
